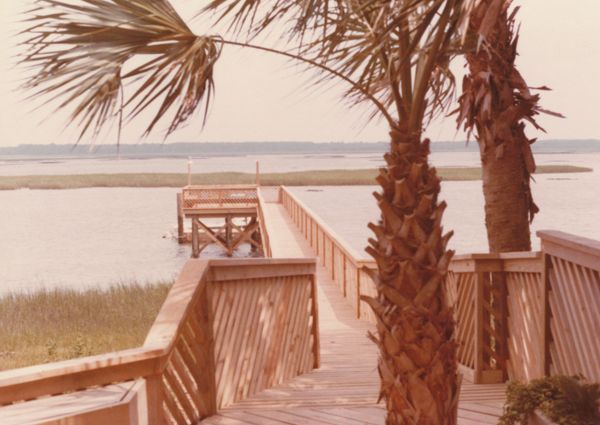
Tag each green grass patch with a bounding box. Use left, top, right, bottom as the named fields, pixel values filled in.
left=0, top=282, right=171, bottom=371
left=0, top=165, right=591, bottom=190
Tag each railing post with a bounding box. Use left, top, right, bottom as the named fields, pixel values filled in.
left=146, top=374, right=165, bottom=425
left=356, top=268, right=362, bottom=319
left=303, top=209, right=306, bottom=235
left=342, top=255, right=347, bottom=297
left=310, top=274, right=321, bottom=368
left=197, top=282, right=218, bottom=415
left=331, top=240, right=335, bottom=280
left=176, top=193, right=185, bottom=244
left=192, top=217, right=200, bottom=258
left=323, top=235, right=326, bottom=266
left=492, top=270, right=509, bottom=381
left=541, top=250, right=553, bottom=376
left=474, top=272, right=485, bottom=383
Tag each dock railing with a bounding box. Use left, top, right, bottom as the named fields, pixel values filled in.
left=257, top=188, right=273, bottom=257
left=279, top=186, right=378, bottom=323
left=182, top=185, right=258, bottom=212
left=538, top=230, right=600, bottom=382
left=279, top=187, right=600, bottom=385
left=0, top=258, right=318, bottom=424
left=447, top=252, right=544, bottom=383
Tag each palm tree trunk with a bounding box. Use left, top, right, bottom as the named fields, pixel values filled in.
left=458, top=0, right=545, bottom=253
left=365, top=123, right=459, bottom=425
left=480, top=135, right=533, bottom=252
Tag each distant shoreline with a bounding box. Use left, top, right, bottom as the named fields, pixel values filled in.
left=0, top=165, right=592, bottom=190
left=1, top=139, right=600, bottom=159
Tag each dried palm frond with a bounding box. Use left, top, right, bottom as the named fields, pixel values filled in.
left=206, top=0, right=473, bottom=130
left=21, top=0, right=220, bottom=140
left=455, top=0, right=563, bottom=252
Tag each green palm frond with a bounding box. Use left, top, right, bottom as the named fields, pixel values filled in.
left=21, top=0, right=220, bottom=140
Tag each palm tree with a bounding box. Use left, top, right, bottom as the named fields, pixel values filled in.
left=456, top=0, right=560, bottom=253
left=21, top=1, right=472, bottom=423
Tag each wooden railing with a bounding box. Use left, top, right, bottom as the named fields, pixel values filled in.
left=448, top=252, right=543, bottom=384
left=0, top=258, right=318, bottom=424
left=279, top=186, right=378, bottom=322
left=182, top=185, right=258, bottom=211
left=257, top=188, right=272, bottom=257
left=278, top=187, right=600, bottom=385
left=539, top=230, right=600, bottom=382
left=503, top=252, right=546, bottom=382
left=448, top=233, right=600, bottom=384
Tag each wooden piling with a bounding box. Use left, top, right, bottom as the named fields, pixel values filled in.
left=192, top=217, right=200, bottom=258
left=177, top=193, right=185, bottom=244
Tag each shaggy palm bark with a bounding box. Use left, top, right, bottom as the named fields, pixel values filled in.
left=365, top=123, right=458, bottom=425
left=457, top=0, right=552, bottom=253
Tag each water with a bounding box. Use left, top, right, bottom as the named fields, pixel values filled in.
left=0, top=151, right=488, bottom=176
left=289, top=152, right=600, bottom=255
left=0, top=188, right=253, bottom=295
left=0, top=153, right=386, bottom=176
left=1, top=152, right=598, bottom=294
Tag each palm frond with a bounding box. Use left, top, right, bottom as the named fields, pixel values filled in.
left=21, top=0, right=220, bottom=140
left=204, top=0, right=470, bottom=128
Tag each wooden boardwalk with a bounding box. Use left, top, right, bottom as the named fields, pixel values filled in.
left=202, top=200, right=507, bottom=425
left=3, top=186, right=597, bottom=424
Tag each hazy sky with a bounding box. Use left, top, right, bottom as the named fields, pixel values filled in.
left=1, top=0, right=599, bottom=147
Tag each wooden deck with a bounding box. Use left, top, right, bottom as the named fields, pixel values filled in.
left=4, top=185, right=597, bottom=425
left=202, top=200, right=507, bottom=425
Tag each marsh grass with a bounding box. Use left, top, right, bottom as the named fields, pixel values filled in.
left=0, top=282, right=171, bottom=371
left=0, top=166, right=591, bottom=190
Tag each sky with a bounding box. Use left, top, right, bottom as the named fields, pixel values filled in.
left=0, top=0, right=599, bottom=147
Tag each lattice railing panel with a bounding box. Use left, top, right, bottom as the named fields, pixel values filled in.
left=182, top=187, right=258, bottom=210
left=506, top=271, right=544, bottom=381
left=446, top=271, right=476, bottom=369
left=211, top=275, right=316, bottom=409
left=548, top=256, right=600, bottom=381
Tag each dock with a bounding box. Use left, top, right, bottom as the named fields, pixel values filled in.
left=1, top=185, right=599, bottom=425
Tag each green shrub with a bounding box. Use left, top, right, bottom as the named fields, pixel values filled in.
left=500, top=375, right=600, bottom=425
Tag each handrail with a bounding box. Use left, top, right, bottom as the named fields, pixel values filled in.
left=183, top=184, right=258, bottom=190
left=0, top=347, right=163, bottom=405
left=0, top=260, right=213, bottom=406
left=181, top=185, right=259, bottom=211
left=0, top=257, right=318, bottom=421
left=279, top=186, right=375, bottom=268
left=256, top=188, right=273, bottom=257
left=143, top=260, right=211, bottom=350
left=538, top=229, right=600, bottom=272
left=279, top=186, right=377, bottom=321
left=449, top=251, right=542, bottom=273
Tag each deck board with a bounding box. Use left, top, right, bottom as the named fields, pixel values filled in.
left=1, top=381, right=137, bottom=425
left=202, top=201, right=506, bottom=424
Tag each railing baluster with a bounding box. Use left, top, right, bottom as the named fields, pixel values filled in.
left=474, top=271, right=485, bottom=383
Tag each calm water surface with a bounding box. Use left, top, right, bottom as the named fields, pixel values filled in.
left=0, top=151, right=487, bottom=176
left=1, top=152, right=598, bottom=294
left=290, top=153, right=600, bottom=255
